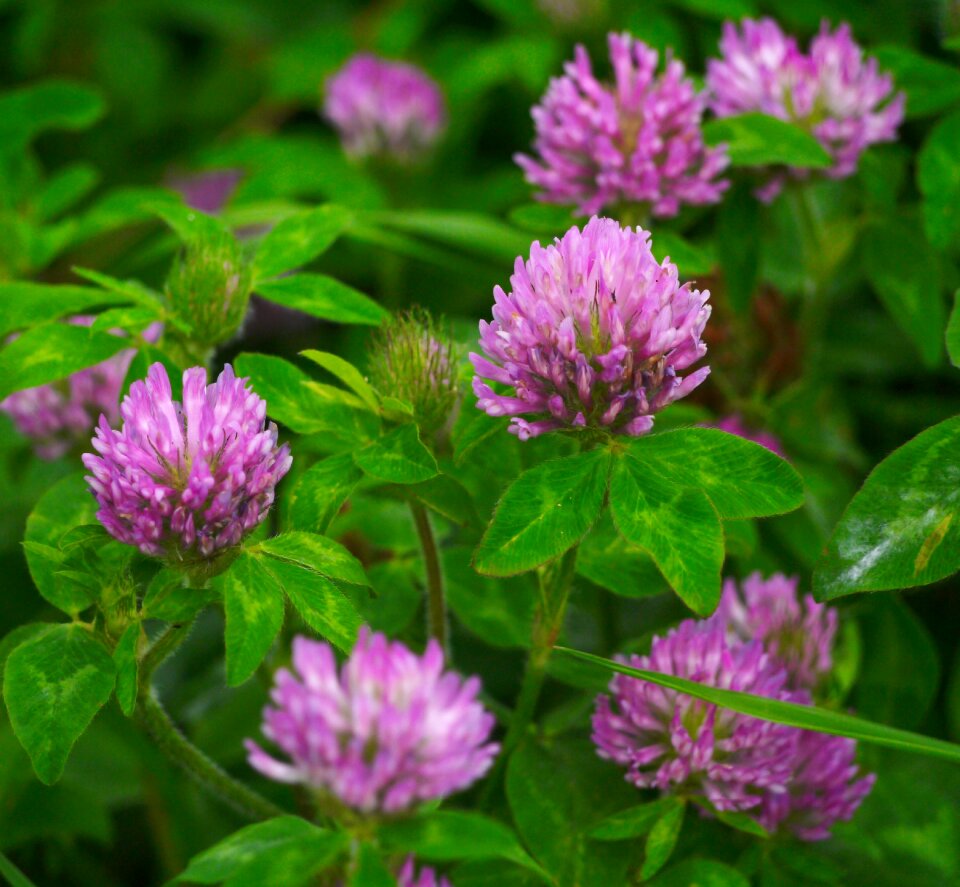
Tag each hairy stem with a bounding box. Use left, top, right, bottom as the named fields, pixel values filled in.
left=135, top=617, right=284, bottom=821
left=136, top=691, right=285, bottom=821
left=410, top=500, right=447, bottom=650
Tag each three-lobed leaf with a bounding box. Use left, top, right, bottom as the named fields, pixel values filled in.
left=288, top=453, right=363, bottom=534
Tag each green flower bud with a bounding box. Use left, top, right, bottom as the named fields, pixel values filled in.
left=368, top=307, right=459, bottom=442
left=166, top=226, right=252, bottom=348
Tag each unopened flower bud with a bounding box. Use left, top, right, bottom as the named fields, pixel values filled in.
left=166, top=228, right=252, bottom=348
left=369, top=308, right=459, bottom=441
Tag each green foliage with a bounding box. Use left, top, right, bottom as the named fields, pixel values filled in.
left=703, top=113, right=832, bottom=168
left=3, top=625, right=116, bottom=784
left=354, top=424, right=439, bottom=484
left=173, top=817, right=347, bottom=886
left=379, top=811, right=548, bottom=880
left=255, top=274, right=387, bottom=326
left=815, top=416, right=960, bottom=598
left=0, top=322, right=131, bottom=400
left=475, top=449, right=611, bottom=577
left=253, top=205, right=353, bottom=280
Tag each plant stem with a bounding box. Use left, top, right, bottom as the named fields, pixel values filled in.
left=136, top=690, right=285, bottom=821
left=139, top=622, right=190, bottom=679
left=410, top=500, right=447, bottom=650
left=502, top=544, right=579, bottom=754
left=135, top=618, right=285, bottom=821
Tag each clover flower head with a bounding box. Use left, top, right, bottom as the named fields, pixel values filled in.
left=82, top=362, right=291, bottom=563
left=245, top=629, right=499, bottom=814
left=714, top=572, right=837, bottom=691
left=707, top=18, right=904, bottom=199
left=592, top=621, right=801, bottom=812
left=516, top=32, right=729, bottom=217
left=324, top=53, right=446, bottom=162
left=759, top=727, right=875, bottom=840
left=471, top=216, right=710, bottom=440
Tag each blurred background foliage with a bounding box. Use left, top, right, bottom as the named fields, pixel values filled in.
left=1, top=0, right=960, bottom=884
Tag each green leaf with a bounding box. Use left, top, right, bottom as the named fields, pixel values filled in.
left=0, top=851, right=39, bottom=887
left=379, top=812, right=546, bottom=879
left=256, top=274, right=386, bottom=326
left=861, top=219, right=944, bottom=368
left=24, top=474, right=101, bottom=615
left=709, top=807, right=769, bottom=838
left=354, top=424, right=439, bottom=484
left=349, top=843, right=396, bottom=887
left=474, top=449, right=611, bottom=577
left=256, top=533, right=365, bottom=651
left=0, top=80, right=105, bottom=151
left=233, top=353, right=379, bottom=440
left=648, top=860, right=750, bottom=887
left=300, top=350, right=380, bottom=412
left=257, top=531, right=368, bottom=586
left=219, top=553, right=286, bottom=687
left=703, top=113, right=832, bottom=168
left=873, top=46, right=960, bottom=118
left=33, top=163, right=99, bottom=221
left=814, top=415, right=960, bottom=599
left=508, top=203, right=576, bottom=236
left=0, top=283, right=131, bottom=339
left=589, top=798, right=678, bottom=841
left=288, top=453, right=363, bottom=534
left=141, top=569, right=221, bottom=622
left=112, top=623, right=140, bottom=716
left=627, top=429, right=805, bottom=519
left=577, top=511, right=666, bottom=599
left=609, top=461, right=723, bottom=615
left=407, top=474, right=479, bottom=528
left=370, top=210, right=532, bottom=263
left=174, top=817, right=347, bottom=886
left=444, top=547, right=535, bottom=648
left=0, top=322, right=130, bottom=399
left=917, top=110, right=960, bottom=251
left=555, top=646, right=960, bottom=763
left=254, top=204, right=353, bottom=280
left=506, top=738, right=639, bottom=886
left=853, top=596, right=940, bottom=730
left=640, top=799, right=685, bottom=880
left=3, top=625, right=116, bottom=785
left=947, top=291, right=960, bottom=369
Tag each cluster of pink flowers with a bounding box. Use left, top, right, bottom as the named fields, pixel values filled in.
left=472, top=216, right=710, bottom=440
left=246, top=628, right=498, bottom=814
left=516, top=32, right=729, bottom=217
left=82, top=363, right=291, bottom=563
left=593, top=573, right=874, bottom=840
left=324, top=54, right=446, bottom=162
left=707, top=18, right=904, bottom=199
